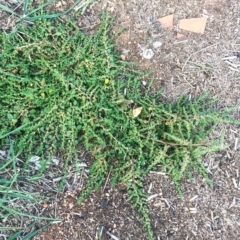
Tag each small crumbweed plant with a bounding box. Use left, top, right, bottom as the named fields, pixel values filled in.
left=0, top=13, right=239, bottom=239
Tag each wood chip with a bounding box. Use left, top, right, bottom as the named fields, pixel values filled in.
left=225, top=60, right=240, bottom=68
left=228, top=197, right=236, bottom=209
left=106, top=231, right=120, bottom=240
left=222, top=56, right=237, bottom=60
left=234, top=138, right=238, bottom=150
left=229, top=66, right=240, bottom=72
left=210, top=210, right=214, bottom=222
left=148, top=183, right=153, bottom=193
left=189, top=207, right=197, bottom=214
left=147, top=194, right=159, bottom=201
left=232, top=178, right=238, bottom=188
left=189, top=195, right=198, bottom=202
left=205, top=0, right=220, bottom=5
left=162, top=198, right=170, bottom=208
left=149, top=171, right=166, bottom=175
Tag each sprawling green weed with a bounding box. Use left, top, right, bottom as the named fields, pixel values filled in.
left=0, top=13, right=239, bottom=239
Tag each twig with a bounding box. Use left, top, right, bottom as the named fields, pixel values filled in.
left=106, top=231, right=121, bottom=240
left=182, top=43, right=218, bottom=70
left=102, top=166, right=112, bottom=193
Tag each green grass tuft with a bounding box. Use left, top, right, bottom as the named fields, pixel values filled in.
left=0, top=13, right=239, bottom=239
left=0, top=0, right=95, bottom=25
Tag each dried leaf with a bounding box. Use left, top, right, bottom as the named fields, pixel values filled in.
left=121, top=54, right=126, bottom=61
left=133, top=107, right=142, bottom=118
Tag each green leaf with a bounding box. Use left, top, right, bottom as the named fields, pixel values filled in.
left=22, top=222, right=57, bottom=240
left=7, top=113, right=13, bottom=120
left=0, top=3, right=19, bottom=16
left=7, top=229, right=23, bottom=240
left=25, top=0, right=57, bottom=17
left=23, top=0, right=30, bottom=15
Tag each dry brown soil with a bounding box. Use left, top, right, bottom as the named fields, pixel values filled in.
left=1, top=0, right=240, bottom=239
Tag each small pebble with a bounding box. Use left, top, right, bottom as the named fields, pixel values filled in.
left=153, top=41, right=163, bottom=48
left=142, top=49, right=154, bottom=59
left=100, top=199, right=108, bottom=209
left=142, top=81, right=147, bottom=86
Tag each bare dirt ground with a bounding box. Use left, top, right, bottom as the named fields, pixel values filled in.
left=1, top=0, right=240, bottom=239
